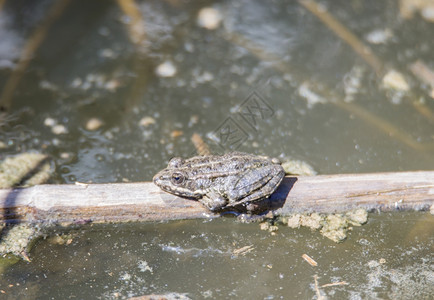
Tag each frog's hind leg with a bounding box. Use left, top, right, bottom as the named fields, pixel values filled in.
left=227, top=165, right=285, bottom=205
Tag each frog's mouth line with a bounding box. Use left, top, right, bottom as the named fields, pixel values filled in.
left=156, top=180, right=203, bottom=199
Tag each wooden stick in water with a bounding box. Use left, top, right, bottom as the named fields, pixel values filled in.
left=0, top=171, right=433, bottom=224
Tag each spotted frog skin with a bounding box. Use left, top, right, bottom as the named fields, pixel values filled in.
left=153, top=152, right=285, bottom=212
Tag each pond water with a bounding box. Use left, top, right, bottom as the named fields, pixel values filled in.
left=0, top=0, right=433, bottom=298
left=2, top=212, right=433, bottom=299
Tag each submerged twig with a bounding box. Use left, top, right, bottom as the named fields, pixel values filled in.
left=298, top=0, right=434, bottom=121
left=116, top=0, right=147, bottom=46
left=409, top=61, right=434, bottom=119
left=0, top=0, right=71, bottom=111
left=409, top=60, right=434, bottom=89
left=223, top=30, right=433, bottom=152
left=334, top=101, right=434, bottom=151
left=191, top=133, right=211, bottom=156
left=298, top=0, right=384, bottom=76
left=116, top=0, right=151, bottom=113
left=233, top=245, right=254, bottom=256
left=302, top=254, right=318, bottom=267
left=313, top=275, right=327, bottom=300
left=0, top=0, right=6, bottom=12
left=321, top=281, right=349, bottom=288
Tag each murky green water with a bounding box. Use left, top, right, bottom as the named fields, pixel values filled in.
left=1, top=0, right=433, bottom=183
left=0, top=0, right=433, bottom=298
left=1, top=212, right=433, bottom=299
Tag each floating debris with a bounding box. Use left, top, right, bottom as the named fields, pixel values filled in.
left=279, top=209, right=368, bottom=243
left=0, top=153, right=53, bottom=261
left=400, top=0, right=434, bottom=22
left=285, top=214, right=302, bottom=228
left=105, top=79, right=122, bottom=92
left=233, top=245, right=254, bottom=256
left=197, top=7, right=222, bottom=30
left=161, top=244, right=225, bottom=257
left=139, top=116, right=156, bottom=127
left=170, top=130, right=183, bottom=138
left=365, top=28, right=393, bottom=44
left=44, top=117, right=68, bottom=134
left=47, top=234, right=74, bottom=246
left=60, top=152, right=71, bottom=159
left=282, top=159, right=317, bottom=176
left=298, top=82, right=327, bottom=109
left=302, top=254, right=318, bottom=267
left=155, top=61, right=177, bottom=77
left=259, top=221, right=279, bottom=234
left=421, top=5, right=434, bottom=21
left=0, top=153, right=52, bottom=188
left=43, top=117, right=57, bottom=127
left=382, top=70, right=410, bottom=92
left=321, top=281, right=349, bottom=288
left=343, top=65, right=365, bottom=102
left=346, top=208, right=368, bottom=226
left=85, top=117, right=104, bottom=131
left=301, top=213, right=323, bottom=229
left=129, top=292, right=191, bottom=300
left=137, top=260, right=153, bottom=273
left=51, top=124, right=68, bottom=135
left=320, top=214, right=349, bottom=243
left=0, top=223, right=41, bottom=261
left=39, top=80, right=58, bottom=91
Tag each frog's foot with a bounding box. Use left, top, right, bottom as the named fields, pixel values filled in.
left=245, top=200, right=269, bottom=212
left=236, top=209, right=274, bottom=223
left=236, top=213, right=266, bottom=223
left=225, top=197, right=272, bottom=214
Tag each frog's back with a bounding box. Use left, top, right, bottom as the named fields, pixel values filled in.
left=180, top=152, right=276, bottom=178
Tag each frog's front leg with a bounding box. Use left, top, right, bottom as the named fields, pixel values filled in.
left=199, top=190, right=227, bottom=212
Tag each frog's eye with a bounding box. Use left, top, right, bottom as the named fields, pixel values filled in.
left=171, top=172, right=185, bottom=185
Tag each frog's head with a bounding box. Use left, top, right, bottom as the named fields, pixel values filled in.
left=153, top=157, right=202, bottom=199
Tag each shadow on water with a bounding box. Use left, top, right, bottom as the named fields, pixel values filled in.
left=269, top=176, right=297, bottom=210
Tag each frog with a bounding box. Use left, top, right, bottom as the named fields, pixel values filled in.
left=153, top=152, right=285, bottom=212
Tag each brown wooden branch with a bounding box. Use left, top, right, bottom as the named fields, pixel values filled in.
left=0, top=171, right=433, bottom=224
left=272, top=171, right=433, bottom=214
